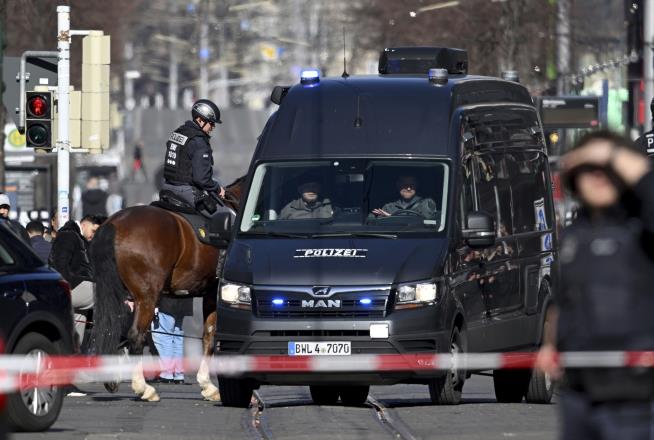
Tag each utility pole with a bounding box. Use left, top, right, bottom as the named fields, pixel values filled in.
left=57, top=5, right=71, bottom=226
left=169, top=42, right=178, bottom=109
left=556, top=0, right=571, bottom=95
left=199, top=0, right=209, bottom=98
left=644, top=0, right=654, bottom=131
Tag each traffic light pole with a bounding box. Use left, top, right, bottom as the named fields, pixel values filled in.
left=56, top=5, right=71, bottom=227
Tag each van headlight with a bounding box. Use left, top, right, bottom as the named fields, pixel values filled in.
left=220, top=282, right=251, bottom=309
left=395, top=282, right=438, bottom=309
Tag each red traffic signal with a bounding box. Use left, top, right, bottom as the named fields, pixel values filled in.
left=25, top=91, right=52, bottom=149
left=27, top=95, right=48, bottom=118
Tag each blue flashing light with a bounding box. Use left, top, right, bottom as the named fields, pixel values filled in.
left=272, top=298, right=284, bottom=306
left=300, top=69, right=320, bottom=85
left=359, top=298, right=372, bottom=305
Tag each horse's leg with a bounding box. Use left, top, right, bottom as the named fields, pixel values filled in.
left=197, top=291, right=220, bottom=401
left=128, top=300, right=160, bottom=402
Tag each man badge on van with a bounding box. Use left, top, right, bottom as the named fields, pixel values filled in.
left=294, top=248, right=368, bottom=258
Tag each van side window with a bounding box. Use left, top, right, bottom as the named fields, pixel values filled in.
left=460, top=157, right=475, bottom=223
left=506, top=152, right=552, bottom=232
left=474, top=154, right=513, bottom=237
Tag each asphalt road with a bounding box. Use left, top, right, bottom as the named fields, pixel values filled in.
left=11, top=375, right=559, bottom=440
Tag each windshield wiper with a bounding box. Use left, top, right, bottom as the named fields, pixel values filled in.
left=241, top=231, right=311, bottom=239
left=310, top=232, right=397, bottom=239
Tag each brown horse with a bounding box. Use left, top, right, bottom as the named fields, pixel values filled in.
left=90, top=177, right=246, bottom=402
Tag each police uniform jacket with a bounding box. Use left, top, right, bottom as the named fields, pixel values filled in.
left=556, top=170, right=654, bottom=402
left=49, top=220, right=93, bottom=289
left=164, top=120, right=220, bottom=193
left=635, top=129, right=654, bottom=156
left=380, top=196, right=438, bottom=219
left=279, top=198, right=334, bottom=219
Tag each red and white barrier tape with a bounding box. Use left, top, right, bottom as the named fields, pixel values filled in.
left=1, top=351, right=654, bottom=394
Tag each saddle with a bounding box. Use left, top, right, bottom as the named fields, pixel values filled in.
left=151, top=190, right=233, bottom=248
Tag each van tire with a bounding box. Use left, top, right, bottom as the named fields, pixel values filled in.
left=339, top=386, right=369, bottom=406
left=429, top=327, right=465, bottom=405
left=493, top=369, right=530, bottom=403
left=218, top=378, right=254, bottom=408
left=309, top=386, right=339, bottom=405
left=6, top=333, right=64, bottom=432
left=525, top=369, right=554, bottom=403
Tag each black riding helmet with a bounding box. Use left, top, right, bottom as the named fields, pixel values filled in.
left=191, top=99, right=222, bottom=125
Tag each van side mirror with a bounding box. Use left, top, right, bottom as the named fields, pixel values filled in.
left=462, top=211, right=495, bottom=247
left=271, top=86, right=290, bottom=105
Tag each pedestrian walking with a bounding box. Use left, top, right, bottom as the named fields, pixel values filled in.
left=151, top=297, right=193, bottom=384
left=536, top=130, right=654, bottom=440
left=26, top=220, right=52, bottom=263
left=0, top=193, right=29, bottom=242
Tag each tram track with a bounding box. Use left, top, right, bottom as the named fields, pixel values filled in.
left=242, top=390, right=274, bottom=440
left=367, top=394, right=419, bottom=440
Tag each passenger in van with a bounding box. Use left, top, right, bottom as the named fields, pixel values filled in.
left=370, top=176, right=438, bottom=220
left=279, top=180, right=334, bottom=219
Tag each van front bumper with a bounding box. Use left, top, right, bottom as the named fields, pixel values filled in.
left=215, top=303, right=451, bottom=385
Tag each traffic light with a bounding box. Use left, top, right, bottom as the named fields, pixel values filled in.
left=25, top=91, right=53, bottom=149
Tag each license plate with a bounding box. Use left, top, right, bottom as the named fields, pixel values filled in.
left=288, top=341, right=351, bottom=356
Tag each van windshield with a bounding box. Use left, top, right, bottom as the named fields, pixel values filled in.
left=239, top=159, right=449, bottom=236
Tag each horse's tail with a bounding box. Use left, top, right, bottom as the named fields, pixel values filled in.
left=89, top=222, right=131, bottom=355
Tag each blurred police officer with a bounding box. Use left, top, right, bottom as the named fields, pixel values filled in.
left=161, top=99, right=225, bottom=214
left=635, top=98, right=654, bottom=156
left=536, top=130, right=654, bottom=439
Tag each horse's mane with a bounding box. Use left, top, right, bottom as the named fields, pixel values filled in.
left=222, top=175, right=247, bottom=211
left=225, top=175, right=247, bottom=189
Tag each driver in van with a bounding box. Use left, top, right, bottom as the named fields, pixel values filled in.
left=279, top=180, right=334, bottom=219
left=370, top=175, right=438, bottom=219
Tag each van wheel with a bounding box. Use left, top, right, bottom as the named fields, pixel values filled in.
left=493, top=369, right=530, bottom=403
left=218, top=378, right=254, bottom=408
left=339, top=386, right=369, bottom=406
left=7, top=333, right=64, bottom=432
left=309, top=386, right=339, bottom=405
left=525, top=369, right=554, bottom=403
left=429, top=327, right=465, bottom=405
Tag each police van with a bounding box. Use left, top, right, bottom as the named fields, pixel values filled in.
left=216, top=47, right=557, bottom=407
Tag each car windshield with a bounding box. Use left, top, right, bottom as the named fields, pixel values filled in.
left=239, top=159, right=449, bottom=237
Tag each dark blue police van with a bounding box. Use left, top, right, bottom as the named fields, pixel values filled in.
left=216, top=47, right=557, bottom=407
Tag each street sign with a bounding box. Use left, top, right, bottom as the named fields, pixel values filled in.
left=2, top=56, right=57, bottom=127
left=537, top=96, right=600, bottom=129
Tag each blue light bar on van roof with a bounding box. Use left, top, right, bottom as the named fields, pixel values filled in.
left=300, top=69, right=320, bottom=85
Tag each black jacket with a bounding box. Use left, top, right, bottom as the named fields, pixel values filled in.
left=556, top=170, right=654, bottom=401
left=49, top=220, right=93, bottom=289
left=635, top=129, right=654, bottom=156
left=165, top=121, right=220, bottom=192
left=82, top=188, right=108, bottom=216
left=30, top=235, right=52, bottom=263
left=1, top=218, right=29, bottom=242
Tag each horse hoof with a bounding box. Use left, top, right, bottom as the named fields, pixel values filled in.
left=203, top=390, right=221, bottom=402
left=104, top=382, right=120, bottom=394
left=141, top=385, right=160, bottom=402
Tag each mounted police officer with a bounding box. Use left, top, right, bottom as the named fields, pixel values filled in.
left=635, top=98, right=654, bottom=157
left=161, top=99, right=225, bottom=215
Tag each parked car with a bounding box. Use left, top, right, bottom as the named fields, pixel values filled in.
left=0, top=220, right=74, bottom=431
